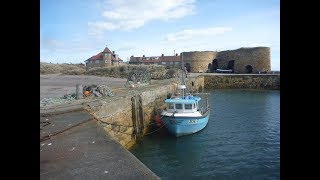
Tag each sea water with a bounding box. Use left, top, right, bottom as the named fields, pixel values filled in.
left=130, top=89, right=280, bottom=179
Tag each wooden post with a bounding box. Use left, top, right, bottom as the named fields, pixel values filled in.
left=76, top=84, right=83, bottom=99
left=138, top=95, right=144, bottom=138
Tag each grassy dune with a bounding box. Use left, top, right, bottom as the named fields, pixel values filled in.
left=40, top=63, right=181, bottom=79
left=40, top=62, right=86, bottom=75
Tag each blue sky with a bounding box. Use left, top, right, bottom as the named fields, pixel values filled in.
left=40, top=0, right=280, bottom=70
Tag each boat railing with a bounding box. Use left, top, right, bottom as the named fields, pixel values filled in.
left=191, top=93, right=210, bottom=95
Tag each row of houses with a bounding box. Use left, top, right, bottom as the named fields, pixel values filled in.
left=129, top=53, right=181, bottom=68
left=85, top=46, right=182, bottom=70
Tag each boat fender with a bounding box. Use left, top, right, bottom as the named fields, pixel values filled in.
left=154, top=114, right=164, bottom=127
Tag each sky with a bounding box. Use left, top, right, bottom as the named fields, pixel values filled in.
left=40, top=0, right=280, bottom=70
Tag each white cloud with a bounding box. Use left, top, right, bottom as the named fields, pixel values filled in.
left=164, top=27, right=232, bottom=43
left=40, top=36, right=100, bottom=63
left=41, top=38, right=65, bottom=53
left=88, top=22, right=118, bottom=37
left=88, top=0, right=196, bottom=36
left=41, top=37, right=94, bottom=53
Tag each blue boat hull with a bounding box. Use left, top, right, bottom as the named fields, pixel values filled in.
left=162, top=111, right=210, bottom=137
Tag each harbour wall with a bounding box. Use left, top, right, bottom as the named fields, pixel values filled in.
left=85, top=74, right=279, bottom=149
left=84, top=81, right=178, bottom=149
left=83, top=77, right=204, bottom=149
left=203, top=74, right=280, bottom=90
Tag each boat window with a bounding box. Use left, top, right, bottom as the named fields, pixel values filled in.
left=168, top=103, right=174, bottom=109
left=185, top=104, right=192, bottom=109
left=175, top=104, right=183, bottom=109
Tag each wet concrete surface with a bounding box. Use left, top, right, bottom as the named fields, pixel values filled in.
left=40, top=110, right=160, bottom=179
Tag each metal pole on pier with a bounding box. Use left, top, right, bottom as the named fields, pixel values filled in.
left=76, top=84, right=83, bottom=99
left=181, top=52, right=185, bottom=98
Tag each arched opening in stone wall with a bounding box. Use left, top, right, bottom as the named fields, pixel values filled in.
left=245, top=65, right=253, bottom=73
left=211, top=59, right=218, bottom=72
left=207, top=63, right=212, bottom=73
left=185, top=63, right=191, bottom=73
left=227, top=60, right=235, bottom=73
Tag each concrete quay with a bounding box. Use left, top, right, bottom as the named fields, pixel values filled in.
left=40, top=106, right=160, bottom=179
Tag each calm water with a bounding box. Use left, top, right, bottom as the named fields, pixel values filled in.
left=130, top=89, right=280, bottom=179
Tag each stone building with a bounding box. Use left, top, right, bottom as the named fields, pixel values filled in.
left=129, top=53, right=181, bottom=68
left=85, top=46, right=123, bottom=70
left=182, top=47, right=270, bottom=73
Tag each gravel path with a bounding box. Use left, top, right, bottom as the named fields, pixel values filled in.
left=40, top=74, right=127, bottom=100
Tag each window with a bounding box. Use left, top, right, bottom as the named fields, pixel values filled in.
left=185, top=104, right=192, bottom=109
left=162, top=62, right=166, bottom=65
left=170, top=62, right=173, bottom=65
left=175, top=104, right=183, bottom=109
left=168, top=103, right=174, bottom=109
left=174, top=62, right=180, bottom=65
left=95, top=60, right=100, bottom=63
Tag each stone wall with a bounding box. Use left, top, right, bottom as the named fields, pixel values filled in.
left=86, top=61, right=105, bottom=70
left=182, top=47, right=270, bottom=73
left=84, top=82, right=177, bottom=149
left=217, top=47, right=270, bottom=73
left=185, top=75, right=205, bottom=93
left=204, top=74, right=280, bottom=90
left=182, top=51, right=217, bottom=73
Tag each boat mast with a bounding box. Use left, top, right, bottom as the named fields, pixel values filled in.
left=181, top=52, right=185, bottom=98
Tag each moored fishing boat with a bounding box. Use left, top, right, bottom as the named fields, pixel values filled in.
left=160, top=84, right=210, bottom=137
left=160, top=53, right=210, bottom=137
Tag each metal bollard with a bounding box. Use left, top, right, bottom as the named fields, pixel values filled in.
left=76, top=84, right=83, bottom=99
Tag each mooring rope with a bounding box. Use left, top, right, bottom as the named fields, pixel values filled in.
left=143, top=111, right=176, bottom=136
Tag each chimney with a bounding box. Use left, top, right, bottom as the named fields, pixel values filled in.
left=175, top=53, right=178, bottom=56
left=143, top=55, right=145, bottom=57
left=161, top=54, right=164, bottom=57
left=112, top=51, right=115, bottom=54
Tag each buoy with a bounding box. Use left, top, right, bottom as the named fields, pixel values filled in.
left=84, top=91, right=91, bottom=96
left=154, top=114, right=164, bottom=127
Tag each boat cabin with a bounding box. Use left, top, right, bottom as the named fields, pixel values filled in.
left=165, top=96, right=201, bottom=113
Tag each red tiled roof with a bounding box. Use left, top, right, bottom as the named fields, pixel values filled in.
left=102, top=47, right=112, bottom=53
left=111, top=54, right=118, bottom=61
left=90, top=52, right=103, bottom=61
left=158, top=56, right=180, bottom=62
left=87, top=47, right=118, bottom=61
